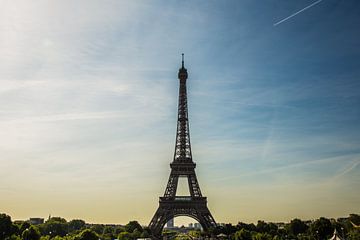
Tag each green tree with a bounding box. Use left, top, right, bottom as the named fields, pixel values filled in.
left=20, top=221, right=31, bottom=234
left=39, top=236, right=50, bottom=240
left=225, top=223, right=237, bottom=235
left=68, top=219, right=85, bottom=233
left=237, top=222, right=256, bottom=232
left=10, top=223, right=20, bottom=236
left=310, top=217, right=333, bottom=240
left=188, top=230, right=200, bottom=238
left=272, top=235, right=282, bottom=240
left=140, top=230, right=150, bottom=238
left=0, top=213, right=13, bottom=239
left=349, top=214, right=360, bottom=225
left=234, top=228, right=252, bottom=240
left=75, top=229, right=99, bottom=240
left=101, top=225, right=116, bottom=240
left=90, top=224, right=104, bottom=234
left=125, top=221, right=143, bottom=233
left=132, top=229, right=142, bottom=239
left=42, top=217, right=68, bottom=237
left=254, top=221, right=278, bottom=236
left=48, top=217, right=67, bottom=224
left=256, top=221, right=267, bottom=233
left=288, top=218, right=308, bottom=236
left=347, top=229, right=360, bottom=240
left=297, top=234, right=313, bottom=240
left=52, top=237, right=65, bottom=240
left=252, top=232, right=272, bottom=240
left=114, top=226, right=126, bottom=235
left=141, top=227, right=151, bottom=238
left=22, top=225, right=41, bottom=240
left=102, top=225, right=114, bottom=234
left=53, top=236, right=74, bottom=240
left=8, top=235, right=22, bottom=240
left=275, top=228, right=288, bottom=239
left=118, top=231, right=131, bottom=240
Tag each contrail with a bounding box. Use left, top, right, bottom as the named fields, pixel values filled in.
left=333, top=160, right=360, bottom=179
left=274, top=0, right=323, bottom=26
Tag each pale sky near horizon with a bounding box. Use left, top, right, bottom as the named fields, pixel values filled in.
left=0, top=0, right=359, bottom=226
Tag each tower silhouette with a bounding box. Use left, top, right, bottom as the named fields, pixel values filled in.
left=149, top=54, right=216, bottom=238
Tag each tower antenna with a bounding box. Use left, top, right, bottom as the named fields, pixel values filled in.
left=182, top=53, right=184, bottom=68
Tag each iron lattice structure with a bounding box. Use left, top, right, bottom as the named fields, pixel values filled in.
left=149, top=55, right=216, bottom=238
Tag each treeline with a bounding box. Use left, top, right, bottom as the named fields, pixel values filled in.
left=0, top=214, right=150, bottom=240
left=1, top=213, right=359, bottom=240
left=204, top=214, right=360, bottom=240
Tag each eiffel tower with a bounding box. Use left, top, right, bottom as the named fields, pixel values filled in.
left=149, top=54, right=216, bottom=238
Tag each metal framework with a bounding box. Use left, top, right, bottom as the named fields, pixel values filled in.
left=149, top=55, right=216, bottom=239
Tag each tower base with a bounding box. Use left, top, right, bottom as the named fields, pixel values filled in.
left=149, top=197, right=216, bottom=239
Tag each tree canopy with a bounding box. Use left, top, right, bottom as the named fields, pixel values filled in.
left=1, top=212, right=359, bottom=240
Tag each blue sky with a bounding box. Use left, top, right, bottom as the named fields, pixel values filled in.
left=0, top=0, right=359, bottom=224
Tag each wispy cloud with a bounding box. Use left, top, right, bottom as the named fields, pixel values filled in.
left=0, top=111, right=125, bottom=123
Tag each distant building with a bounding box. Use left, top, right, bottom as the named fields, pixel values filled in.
left=188, top=223, right=193, bottom=228
left=29, top=218, right=44, bottom=225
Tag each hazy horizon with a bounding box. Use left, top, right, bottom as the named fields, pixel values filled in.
left=1, top=0, right=359, bottom=226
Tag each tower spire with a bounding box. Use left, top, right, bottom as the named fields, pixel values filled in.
left=178, top=53, right=188, bottom=80
left=182, top=53, right=184, bottom=68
